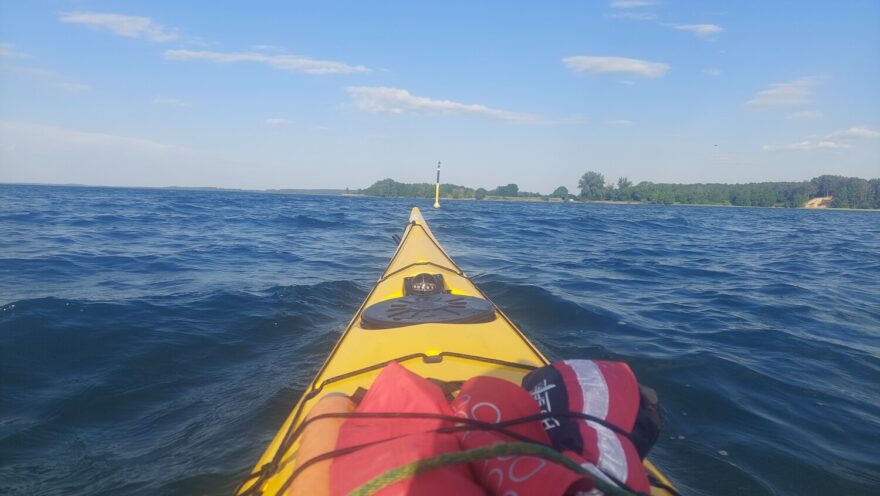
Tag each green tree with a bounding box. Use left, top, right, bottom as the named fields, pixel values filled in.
left=361, top=179, right=475, bottom=198
left=614, top=177, right=633, bottom=200
left=832, top=188, right=851, bottom=208
left=492, top=184, right=519, bottom=197
left=657, top=191, right=675, bottom=204
left=847, top=178, right=870, bottom=208
left=552, top=186, right=569, bottom=200
left=475, top=187, right=487, bottom=200
left=869, top=179, right=880, bottom=209
left=579, top=171, right=605, bottom=200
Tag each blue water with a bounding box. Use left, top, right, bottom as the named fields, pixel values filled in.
left=1, top=184, right=879, bottom=495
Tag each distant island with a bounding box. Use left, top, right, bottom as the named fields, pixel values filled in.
left=359, top=173, right=880, bottom=210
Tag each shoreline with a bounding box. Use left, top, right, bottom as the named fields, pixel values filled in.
left=355, top=195, right=880, bottom=211
left=350, top=194, right=880, bottom=211
left=4, top=182, right=878, bottom=211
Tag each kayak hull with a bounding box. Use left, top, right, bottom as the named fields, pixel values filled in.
left=237, top=207, right=675, bottom=495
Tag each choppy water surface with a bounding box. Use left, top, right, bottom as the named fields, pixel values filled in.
left=1, top=184, right=879, bottom=495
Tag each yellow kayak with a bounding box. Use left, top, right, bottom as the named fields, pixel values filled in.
left=237, top=207, right=675, bottom=495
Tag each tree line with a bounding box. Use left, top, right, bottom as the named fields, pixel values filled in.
left=359, top=174, right=880, bottom=209
left=577, top=172, right=880, bottom=209
left=360, top=178, right=476, bottom=199
left=360, top=179, right=544, bottom=200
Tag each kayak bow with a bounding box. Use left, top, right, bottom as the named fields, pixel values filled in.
left=237, top=207, right=675, bottom=495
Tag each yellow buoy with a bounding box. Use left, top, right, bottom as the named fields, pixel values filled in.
left=433, top=161, right=441, bottom=209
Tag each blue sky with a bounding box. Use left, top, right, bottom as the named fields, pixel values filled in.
left=1, top=1, right=878, bottom=192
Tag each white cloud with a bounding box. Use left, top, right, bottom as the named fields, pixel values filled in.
left=610, top=0, right=658, bottom=8
left=346, top=86, right=542, bottom=123
left=673, top=24, right=723, bottom=38
left=701, top=68, right=721, bottom=76
left=0, top=120, right=176, bottom=153
left=1, top=66, right=90, bottom=92
left=828, top=126, right=880, bottom=139
left=1, top=44, right=88, bottom=92
left=762, top=141, right=850, bottom=151
left=610, top=12, right=657, bottom=21
left=607, top=119, right=634, bottom=126
left=265, top=117, right=290, bottom=125
left=0, top=43, right=29, bottom=59
left=763, top=126, right=879, bottom=151
left=608, top=0, right=659, bottom=21
left=563, top=56, right=669, bottom=78
left=787, top=110, right=823, bottom=120
left=164, top=49, right=369, bottom=75
left=153, top=96, right=189, bottom=107
left=745, top=76, right=821, bottom=109
left=59, top=12, right=178, bottom=42
left=251, top=44, right=286, bottom=53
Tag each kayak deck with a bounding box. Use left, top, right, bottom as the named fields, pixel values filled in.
left=237, top=207, right=675, bottom=495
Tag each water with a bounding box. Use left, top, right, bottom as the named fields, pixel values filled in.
left=1, top=184, right=878, bottom=495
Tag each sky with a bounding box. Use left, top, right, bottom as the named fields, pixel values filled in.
left=1, top=1, right=878, bottom=193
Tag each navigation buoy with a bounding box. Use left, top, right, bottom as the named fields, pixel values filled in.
left=433, top=161, right=441, bottom=209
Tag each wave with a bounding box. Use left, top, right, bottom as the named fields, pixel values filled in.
left=0, top=281, right=365, bottom=495
left=2, top=185, right=878, bottom=495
